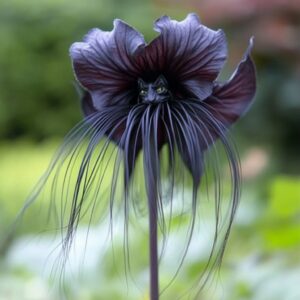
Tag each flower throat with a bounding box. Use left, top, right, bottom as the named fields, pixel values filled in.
left=138, top=75, right=170, bottom=104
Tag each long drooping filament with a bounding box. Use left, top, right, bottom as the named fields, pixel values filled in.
left=10, top=98, right=240, bottom=299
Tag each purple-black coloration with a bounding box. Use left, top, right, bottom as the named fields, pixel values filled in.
left=19, top=13, right=256, bottom=300
left=70, top=13, right=255, bottom=181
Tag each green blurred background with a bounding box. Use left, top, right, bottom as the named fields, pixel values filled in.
left=0, top=0, right=300, bottom=299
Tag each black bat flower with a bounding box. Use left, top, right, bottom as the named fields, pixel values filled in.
left=70, top=13, right=255, bottom=184
left=19, top=13, right=256, bottom=300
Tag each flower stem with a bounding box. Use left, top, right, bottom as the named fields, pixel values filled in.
left=147, top=184, right=159, bottom=300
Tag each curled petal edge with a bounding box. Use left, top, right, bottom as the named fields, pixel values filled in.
left=206, top=37, right=256, bottom=127
left=70, top=19, right=146, bottom=108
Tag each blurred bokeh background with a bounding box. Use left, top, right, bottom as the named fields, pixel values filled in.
left=0, top=0, right=300, bottom=299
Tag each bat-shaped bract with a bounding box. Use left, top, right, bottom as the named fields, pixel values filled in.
left=22, top=13, right=256, bottom=300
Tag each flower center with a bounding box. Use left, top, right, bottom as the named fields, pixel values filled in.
left=138, top=75, right=171, bottom=104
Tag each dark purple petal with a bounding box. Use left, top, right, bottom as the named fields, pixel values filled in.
left=144, top=13, right=227, bottom=100
left=70, top=20, right=146, bottom=109
left=204, top=37, right=256, bottom=127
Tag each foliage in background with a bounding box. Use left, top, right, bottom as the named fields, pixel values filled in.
left=0, top=0, right=156, bottom=140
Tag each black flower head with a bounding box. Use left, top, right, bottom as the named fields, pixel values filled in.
left=70, top=13, right=255, bottom=185
left=19, top=13, right=256, bottom=299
